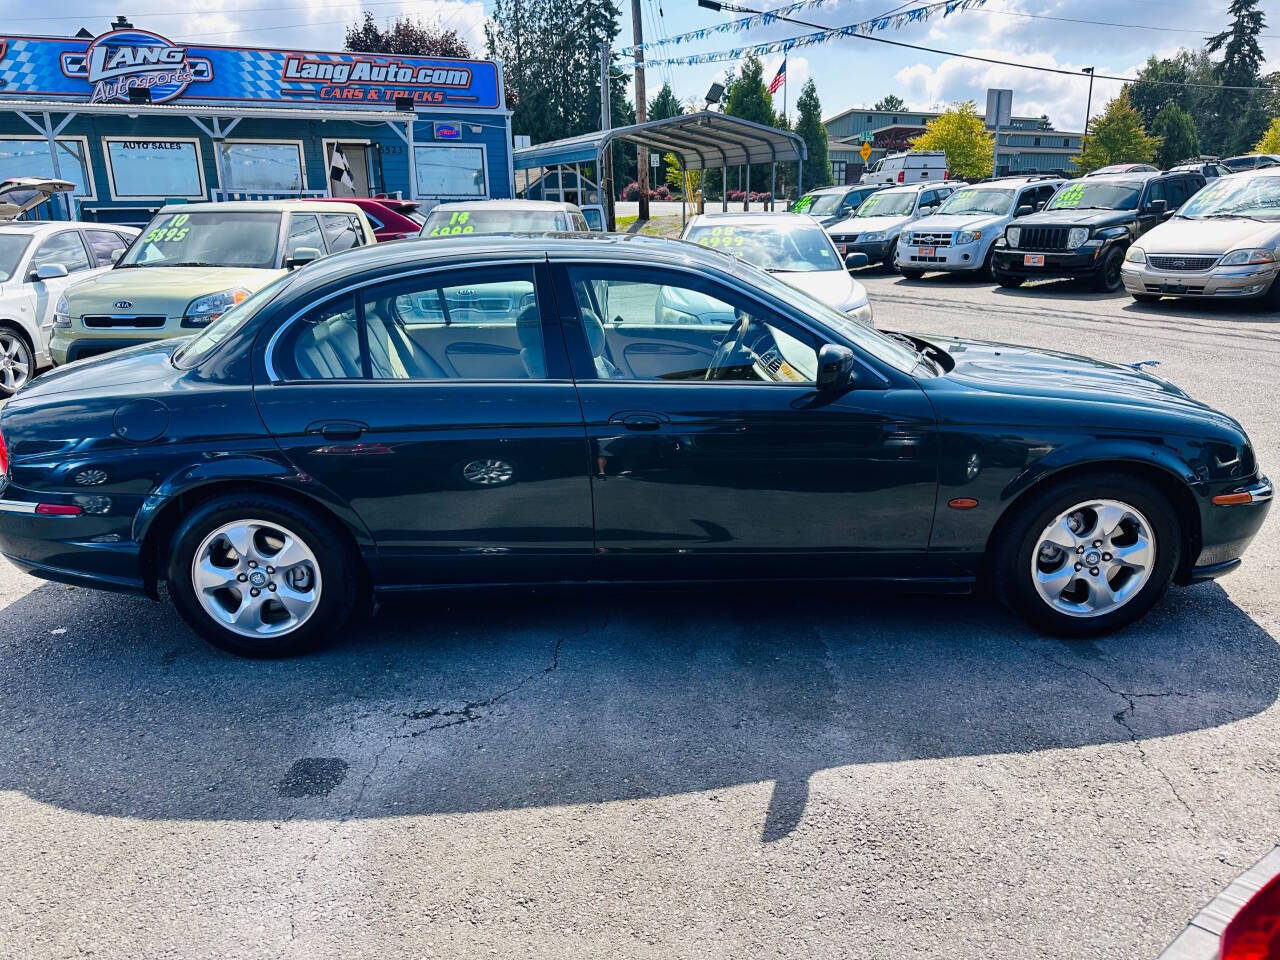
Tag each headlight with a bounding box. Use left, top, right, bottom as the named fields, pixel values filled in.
left=1219, top=248, right=1277, bottom=266
left=182, top=287, right=251, bottom=328
left=858, top=231, right=886, bottom=243
left=956, top=230, right=981, bottom=244
left=1124, top=246, right=1147, bottom=264
left=1006, top=227, right=1020, bottom=248
left=1067, top=227, right=1090, bottom=249
left=660, top=306, right=702, bottom=326
left=846, top=301, right=874, bottom=327
left=53, top=292, right=71, bottom=329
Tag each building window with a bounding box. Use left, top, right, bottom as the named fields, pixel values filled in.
left=105, top=138, right=205, bottom=200
left=1034, top=137, right=1040, bottom=146
left=0, top=137, right=95, bottom=199
left=831, top=160, right=847, bottom=183
left=218, top=141, right=306, bottom=194
left=413, top=144, right=487, bottom=198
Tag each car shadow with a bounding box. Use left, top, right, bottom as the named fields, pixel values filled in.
left=0, top=578, right=1274, bottom=842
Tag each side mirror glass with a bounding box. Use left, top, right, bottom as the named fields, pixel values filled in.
left=920, top=205, right=937, bottom=216
left=32, top=262, right=68, bottom=281
left=816, top=343, right=855, bottom=392
left=844, top=252, right=870, bottom=269
left=1034, top=200, right=1047, bottom=211
left=110, top=247, right=125, bottom=263
left=286, top=246, right=324, bottom=269
left=1015, top=204, right=1034, bottom=216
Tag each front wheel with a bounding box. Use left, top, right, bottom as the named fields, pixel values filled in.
left=1131, top=293, right=1160, bottom=304
left=899, top=267, right=925, bottom=280
left=994, top=473, right=1180, bottom=637
left=995, top=271, right=1024, bottom=289
left=0, top=327, right=34, bottom=398
left=883, top=242, right=901, bottom=273
left=1094, top=247, right=1125, bottom=292
left=167, top=494, right=358, bottom=657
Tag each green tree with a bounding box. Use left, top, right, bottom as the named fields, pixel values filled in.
left=873, top=94, right=906, bottom=112
left=1256, top=117, right=1280, bottom=153
left=648, top=83, right=683, bottom=121
left=1205, top=0, right=1269, bottom=155
left=1126, top=49, right=1217, bottom=150
left=910, top=101, right=994, bottom=180
left=1151, top=102, right=1200, bottom=167
left=794, top=79, right=830, bottom=193
left=1036, top=114, right=1055, bottom=130
left=1072, top=90, right=1161, bottom=173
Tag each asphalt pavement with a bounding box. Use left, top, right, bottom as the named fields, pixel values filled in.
left=2, top=272, right=1279, bottom=959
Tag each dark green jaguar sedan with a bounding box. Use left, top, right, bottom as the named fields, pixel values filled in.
left=0, top=235, right=1270, bottom=657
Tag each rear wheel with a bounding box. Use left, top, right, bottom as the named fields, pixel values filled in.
left=0, top=326, right=34, bottom=398
left=994, top=473, right=1180, bottom=637
left=167, top=494, right=358, bottom=657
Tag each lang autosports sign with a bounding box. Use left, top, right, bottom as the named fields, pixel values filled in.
left=0, top=29, right=503, bottom=110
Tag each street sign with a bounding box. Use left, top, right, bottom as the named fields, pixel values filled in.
left=860, top=141, right=872, bottom=163
left=985, top=88, right=1013, bottom=128
left=651, top=152, right=661, bottom=168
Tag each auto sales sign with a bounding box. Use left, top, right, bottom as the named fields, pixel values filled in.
left=0, top=28, right=503, bottom=110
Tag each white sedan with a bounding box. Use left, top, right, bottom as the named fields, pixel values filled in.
left=681, top=212, right=874, bottom=326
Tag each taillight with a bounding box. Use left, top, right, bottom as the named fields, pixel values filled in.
left=1220, top=871, right=1280, bottom=960
left=897, top=171, right=905, bottom=182
left=35, top=503, right=82, bottom=516
left=0, top=425, right=8, bottom=477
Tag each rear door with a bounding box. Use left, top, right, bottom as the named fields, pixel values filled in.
left=254, top=257, right=594, bottom=585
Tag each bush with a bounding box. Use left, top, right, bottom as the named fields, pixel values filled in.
left=621, top=181, right=643, bottom=201
left=726, top=190, right=772, bottom=203
left=652, top=185, right=672, bottom=200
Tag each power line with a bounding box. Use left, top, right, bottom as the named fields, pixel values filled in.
left=970, top=4, right=1280, bottom=40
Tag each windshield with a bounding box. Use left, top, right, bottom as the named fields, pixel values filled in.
left=685, top=221, right=842, bottom=273
left=854, top=191, right=915, bottom=217
left=174, top=271, right=298, bottom=369
left=120, top=211, right=283, bottom=269
left=721, top=257, right=921, bottom=374
left=1046, top=180, right=1141, bottom=211
left=1177, top=174, right=1280, bottom=221
left=795, top=192, right=846, bottom=216
left=0, top=234, right=31, bottom=282
left=938, top=188, right=1016, bottom=216
left=421, top=208, right=568, bottom=236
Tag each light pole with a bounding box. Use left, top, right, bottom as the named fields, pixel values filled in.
left=1081, top=67, right=1095, bottom=154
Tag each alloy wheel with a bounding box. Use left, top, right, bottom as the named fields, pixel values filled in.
left=191, top=519, right=322, bottom=638
left=0, top=331, right=32, bottom=396
left=1031, top=498, right=1156, bottom=618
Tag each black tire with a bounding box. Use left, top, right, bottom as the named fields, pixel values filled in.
left=883, top=241, right=901, bottom=273
left=899, top=268, right=925, bottom=280
left=993, top=472, right=1180, bottom=638
left=0, top=323, right=35, bottom=399
left=1093, top=247, right=1125, bottom=292
left=1131, top=293, right=1160, bottom=304
left=980, top=243, right=997, bottom=280
left=166, top=493, right=358, bottom=657
left=1263, top=274, right=1280, bottom=309
left=995, top=271, right=1024, bottom=289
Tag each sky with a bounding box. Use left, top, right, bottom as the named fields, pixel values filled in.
left=4, top=0, right=1277, bottom=134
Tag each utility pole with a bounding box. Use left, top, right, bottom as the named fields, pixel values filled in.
left=631, top=0, right=650, bottom=221
left=1081, top=67, right=1095, bottom=154
left=599, top=42, right=615, bottom=231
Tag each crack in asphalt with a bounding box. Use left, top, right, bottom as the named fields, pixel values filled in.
left=1010, top=636, right=1198, bottom=820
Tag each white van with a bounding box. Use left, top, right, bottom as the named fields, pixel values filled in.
left=861, top=150, right=948, bottom=186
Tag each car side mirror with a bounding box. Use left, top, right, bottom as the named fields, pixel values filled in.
left=1034, top=201, right=1046, bottom=211
left=1145, top=199, right=1167, bottom=216
left=921, top=205, right=937, bottom=216
left=31, top=262, right=68, bottom=281
left=1016, top=205, right=1034, bottom=216
left=844, top=252, right=870, bottom=269
left=286, top=246, right=324, bottom=269
left=110, top=248, right=125, bottom=263
left=816, top=343, right=855, bottom=392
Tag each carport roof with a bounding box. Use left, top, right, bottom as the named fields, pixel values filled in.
left=513, top=110, right=806, bottom=172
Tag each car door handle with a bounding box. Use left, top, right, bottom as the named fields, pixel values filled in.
left=609, top=412, right=666, bottom=431
left=309, top=420, right=367, bottom=441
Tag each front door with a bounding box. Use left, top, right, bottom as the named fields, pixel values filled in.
left=325, top=142, right=370, bottom=198
left=254, top=259, right=594, bottom=584
left=550, top=262, right=939, bottom=581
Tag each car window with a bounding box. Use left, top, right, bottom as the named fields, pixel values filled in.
left=363, top=210, right=385, bottom=231
left=84, top=229, right=128, bottom=267
left=919, top=190, right=939, bottom=209
left=278, top=296, right=363, bottom=380
left=1166, top=178, right=1189, bottom=208
left=30, top=231, right=91, bottom=275
left=582, top=208, right=604, bottom=231
left=566, top=265, right=821, bottom=384
left=1146, top=181, right=1166, bottom=206
left=287, top=214, right=325, bottom=258
left=571, top=213, right=589, bottom=231
left=321, top=214, right=363, bottom=252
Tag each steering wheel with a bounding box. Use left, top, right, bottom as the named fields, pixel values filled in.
left=705, top=312, right=751, bottom=381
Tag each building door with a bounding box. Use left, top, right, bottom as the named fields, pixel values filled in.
left=324, top=141, right=370, bottom=197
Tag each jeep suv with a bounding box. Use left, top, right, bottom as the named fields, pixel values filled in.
left=827, top=180, right=966, bottom=271
left=990, top=170, right=1206, bottom=292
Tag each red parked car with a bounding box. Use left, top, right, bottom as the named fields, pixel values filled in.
left=284, top=197, right=424, bottom=241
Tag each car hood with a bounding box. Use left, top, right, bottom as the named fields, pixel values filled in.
left=1012, top=209, right=1133, bottom=228
left=914, top=213, right=1003, bottom=233
left=1135, top=217, right=1280, bottom=255
left=922, top=335, right=1238, bottom=425
left=832, top=214, right=911, bottom=234
left=14, top=339, right=184, bottom=403
left=770, top=269, right=866, bottom=307
left=64, top=266, right=282, bottom=317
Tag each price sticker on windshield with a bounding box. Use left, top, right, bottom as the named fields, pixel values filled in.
left=144, top=212, right=191, bottom=244
left=1053, top=183, right=1085, bottom=209
left=425, top=211, right=476, bottom=237
left=694, top=225, right=744, bottom=249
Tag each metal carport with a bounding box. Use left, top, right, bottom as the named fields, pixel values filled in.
left=512, top=110, right=807, bottom=230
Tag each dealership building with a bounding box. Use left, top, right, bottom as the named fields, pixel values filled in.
left=0, top=19, right=514, bottom=223
left=824, top=106, right=1085, bottom=182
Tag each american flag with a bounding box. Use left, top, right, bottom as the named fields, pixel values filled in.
left=768, top=59, right=786, bottom=95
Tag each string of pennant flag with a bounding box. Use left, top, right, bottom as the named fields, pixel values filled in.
left=618, top=0, right=987, bottom=67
